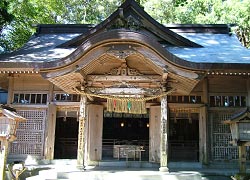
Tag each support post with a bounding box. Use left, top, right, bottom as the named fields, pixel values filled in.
left=44, top=104, right=56, bottom=159
left=239, top=145, right=246, bottom=174
left=77, top=95, right=87, bottom=167
left=0, top=140, right=9, bottom=180
left=200, top=77, right=208, bottom=164
left=159, top=96, right=169, bottom=172
left=7, top=75, right=14, bottom=105
left=44, top=83, right=56, bottom=159
left=247, top=79, right=250, bottom=107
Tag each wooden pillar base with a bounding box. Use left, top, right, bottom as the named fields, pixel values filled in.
left=159, top=166, right=169, bottom=172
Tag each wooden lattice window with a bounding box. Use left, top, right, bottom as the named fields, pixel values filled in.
left=54, top=93, right=80, bottom=102
left=13, top=93, right=47, bottom=104
left=9, top=110, right=46, bottom=157
left=209, top=95, right=246, bottom=107
left=210, top=111, right=238, bottom=160
left=167, top=95, right=202, bottom=103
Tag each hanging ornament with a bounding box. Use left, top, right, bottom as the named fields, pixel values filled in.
left=113, top=99, right=116, bottom=110
left=127, top=101, right=131, bottom=111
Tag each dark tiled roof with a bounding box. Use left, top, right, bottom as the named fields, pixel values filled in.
left=35, top=24, right=94, bottom=34
left=0, top=0, right=249, bottom=70
left=0, top=33, right=79, bottom=64
left=166, top=33, right=250, bottom=65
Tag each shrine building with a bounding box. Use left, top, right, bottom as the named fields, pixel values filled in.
left=0, top=0, right=250, bottom=171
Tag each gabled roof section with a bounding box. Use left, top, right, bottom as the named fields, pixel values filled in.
left=59, top=0, right=202, bottom=48
left=0, top=104, right=26, bottom=122
left=224, top=107, right=250, bottom=124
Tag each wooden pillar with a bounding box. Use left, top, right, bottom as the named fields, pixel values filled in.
left=44, top=104, right=56, bottom=159
left=77, top=95, right=87, bottom=167
left=44, top=83, right=56, bottom=159
left=0, top=140, right=9, bottom=180
left=200, top=78, right=208, bottom=164
left=247, top=78, right=250, bottom=107
left=239, top=145, right=246, bottom=173
left=86, top=104, right=103, bottom=165
left=159, top=96, right=169, bottom=172
left=7, top=75, right=14, bottom=105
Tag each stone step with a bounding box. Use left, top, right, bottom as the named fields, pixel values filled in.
left=168, top=162, right=202, bottom=169
left=98, top=160, right=160, bottom=168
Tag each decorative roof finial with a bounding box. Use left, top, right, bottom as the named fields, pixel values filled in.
left=118, top=8, right=124, bottom=19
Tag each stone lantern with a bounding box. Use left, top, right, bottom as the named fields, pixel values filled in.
left=223, top=107, right=250, bottom=173
left=0, top=105, right=26, bottom=179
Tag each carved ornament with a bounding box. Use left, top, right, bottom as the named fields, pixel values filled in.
left=107, top=62, right=142, bottom=76
left=106, top=49, right=137, bottom=60
left=107, top=8, right=142, bottom=31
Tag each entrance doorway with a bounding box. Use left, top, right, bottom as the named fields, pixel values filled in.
left=102, top=112, right=149, bottom=161
left=54, top=116, right=79, bottom=159
left=169, top=113, right=199, bottom=162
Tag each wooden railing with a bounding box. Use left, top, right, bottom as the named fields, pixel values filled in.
left=102, top=139, right=149, bottom=160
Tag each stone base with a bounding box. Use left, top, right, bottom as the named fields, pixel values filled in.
left=159, top=166, right=169, bottom=172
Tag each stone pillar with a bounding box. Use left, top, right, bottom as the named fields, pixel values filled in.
left=77, top=95, right=87, bottom=167
left=159, top=96, right=169, bottom=172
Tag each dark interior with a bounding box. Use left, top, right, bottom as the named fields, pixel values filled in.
left=54, top=117, right=79, bottom=159
left=169, top=113, right=199, bottom=162
left=102, top=113, right=149, bottom=160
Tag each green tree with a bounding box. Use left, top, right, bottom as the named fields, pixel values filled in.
left=0, top=0, right=123, bottom=52
left=172, top=0, right=250, bottom=48
left=0, top=1, right=13, bottom=30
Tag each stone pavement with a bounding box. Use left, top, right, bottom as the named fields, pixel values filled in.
left=24, top=165, right=234, bottom=180
left=7, top=159, right=237, bottom=180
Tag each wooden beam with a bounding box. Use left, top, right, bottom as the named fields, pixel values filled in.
left=87, top=87, right=160, bottom=96
left=87, top=75, right=162, bottom=82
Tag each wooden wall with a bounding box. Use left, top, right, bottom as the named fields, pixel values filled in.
left=149, top=106, right=161, bottom=163
left=13, top=74, right=50, bottom=92
left=208, top=76, right=247, bottom=94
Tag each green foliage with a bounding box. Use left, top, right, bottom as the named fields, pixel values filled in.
left=0, top=0, right=250, bottom=52
left=0, top=1, right=14, bottom=28
left=232, top=173, right=250, bottom=180
left=172, top=0, right=250, bottom=48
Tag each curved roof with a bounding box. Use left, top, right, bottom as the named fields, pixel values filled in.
left=1, top=0, right=249, bottom=96
left=0, top=0, right=250, bottom=73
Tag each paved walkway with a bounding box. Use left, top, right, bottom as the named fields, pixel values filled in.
left=25, top=165, right=234, bottom=180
